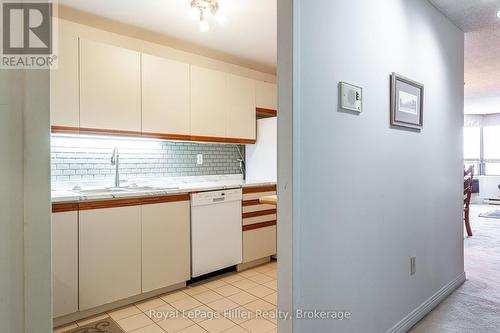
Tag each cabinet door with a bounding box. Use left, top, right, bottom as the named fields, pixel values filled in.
left=142, top=54, right=190, bottom=136
left=79, top=39, right=141, bottom=132
left=50, top=29, right=79, bottom=127
left=226, top=75, right=256, bottom=140
left=142, top=201, right=190, bottom=292
left=190, top=66, right=226, bottom=138
left=243, top=226, right=277, bottom=263
left=52, top=211, right=78, bottom=317
left=79, top=206, right=141, bottom=310
left=256, top=81, right=277, bottom=111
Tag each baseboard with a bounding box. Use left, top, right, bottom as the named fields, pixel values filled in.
left=53, top=282, right=186, bottom=328
left=236, top=257, right=272, bottom=271
left=386, top=272, right=466, bottom=333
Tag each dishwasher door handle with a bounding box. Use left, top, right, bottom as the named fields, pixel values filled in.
left=212, top=197, right=225, bottom=203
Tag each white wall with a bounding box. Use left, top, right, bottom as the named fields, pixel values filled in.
left=0, top=69, right=51, bottom=332
left=292, top=0, right=464, bottom=332
left=246, top=118, right=277, bottom=182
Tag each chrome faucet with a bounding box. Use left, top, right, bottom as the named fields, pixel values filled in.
left=235, top=145, right=246, bottom=179
left=111, top=147, right=120, bottom=188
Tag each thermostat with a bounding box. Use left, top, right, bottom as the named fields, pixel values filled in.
left=340, top=82, right=362, bottom=113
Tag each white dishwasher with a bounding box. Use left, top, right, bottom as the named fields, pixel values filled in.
left=190, top=188, right=243, bottom=277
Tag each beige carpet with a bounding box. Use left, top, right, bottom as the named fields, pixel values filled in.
left=409, top=204, right=500, bottom=333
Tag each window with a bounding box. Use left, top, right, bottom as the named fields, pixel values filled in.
left=464, top=127, right=481, bottom=175
left=483, top=126, right=500, bottom=160
left=466, top=125, right=500, bottom=176
left=485, top=163, right=500, bottom=176
left=464, top=127, right=481, bottom=160
left=483, top=126, right=500, bottom=175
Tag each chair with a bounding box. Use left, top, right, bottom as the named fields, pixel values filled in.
left=464, top=166, right=474, bottom=237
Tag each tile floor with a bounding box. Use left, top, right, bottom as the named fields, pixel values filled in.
left=54, top=261, right=277, bottom=333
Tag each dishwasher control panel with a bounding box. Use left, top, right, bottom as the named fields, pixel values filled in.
left=190, top=188, right=242, bottom=206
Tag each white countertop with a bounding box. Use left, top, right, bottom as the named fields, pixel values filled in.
left=52, top=175, right=276, bottom=203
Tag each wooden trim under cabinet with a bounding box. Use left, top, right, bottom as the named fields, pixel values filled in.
left=79, top=197, right=143, bottom=210
left=225, top=137, right=256, bottom=144
left=141, top=132, right=192, bottom=142
left=256, top=107, right=277, bottom=118
left=78, top=127, right=143, bottom=137
left=189, top=135, right=256, bottom=144
left=242, top=220, right=277, bottom=231
left=242, top=199, right=262, bottom=207
left=51, top=126, right=142, bottom=137
left=242, top=185, right=277, bottom=194
left=52, top=202, right=79, bottom=213
left=51, top=126, right=80, bottom=135
left=53, top=194, right=190, bottom=212
left=51, top=126, right=255, bottom=144
left=141, top=194, right=190, bottom=205
left=242, top=209, right=277, bottom=219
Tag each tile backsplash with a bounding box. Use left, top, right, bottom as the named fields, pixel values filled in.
left=51, top=135, right=244, bottom=183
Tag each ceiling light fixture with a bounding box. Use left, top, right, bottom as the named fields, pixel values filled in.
left=497, top=10, right=500, bottom=19
left=190, top=0, right=226, bottom=32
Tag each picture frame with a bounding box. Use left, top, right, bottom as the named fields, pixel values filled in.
left=390, top=73, right=424, bottom=130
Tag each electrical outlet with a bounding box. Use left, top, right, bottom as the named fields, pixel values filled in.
left=410, top=257, right=416, bottom=276
left=197, top=154, right=203, bottom=165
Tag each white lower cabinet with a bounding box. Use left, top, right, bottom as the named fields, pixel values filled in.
left=141, top=201, right=191, bottom=292
left=243, top=226, right=277, bottom=263
left=79, top=206, right=142, bottom=310
left=52, top=211, right=79, bottom=317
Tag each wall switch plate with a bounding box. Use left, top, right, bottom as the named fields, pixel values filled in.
left=410, top=257, right=416, bottom=276
left=197, top=154, right=203, bottom=165
left=340, top=82, right=363, bottom=113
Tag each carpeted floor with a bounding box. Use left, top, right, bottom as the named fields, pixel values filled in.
left=409, top=204, right=500, bottom=333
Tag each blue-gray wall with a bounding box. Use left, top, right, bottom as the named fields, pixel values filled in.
left=292, top=0, right=464, bottom=332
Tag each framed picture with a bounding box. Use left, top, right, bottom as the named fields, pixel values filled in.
left=390, top=73, right=424, bottom=130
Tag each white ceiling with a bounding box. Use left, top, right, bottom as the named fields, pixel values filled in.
left=429, top=0, right=500, bottom=104
left=58, top=0, right=277, bottom=74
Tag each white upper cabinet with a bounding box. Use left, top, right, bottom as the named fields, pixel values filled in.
left=50, top=31, right=79, bottom=127
left=79, top=39, right=141, bottom=132
left=226, top=75, right=256, bottom=140
left=190, top=66, right=227, bottom=138
left=256, top=81, right=277, bottom=111
left=142, top=54, right=190, bottom=135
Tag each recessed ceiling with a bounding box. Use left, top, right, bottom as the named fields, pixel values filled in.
left=58, top=0, right=277, bottom=74
left=429, top=0, right=500, bottom=102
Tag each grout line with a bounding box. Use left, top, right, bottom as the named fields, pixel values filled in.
left=56, top=264, right=276, bottom=333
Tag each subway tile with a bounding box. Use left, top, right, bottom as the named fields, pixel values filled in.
left=51, top=137, right=243, bottom=181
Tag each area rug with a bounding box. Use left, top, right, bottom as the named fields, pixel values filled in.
left=479, top=210, right=500, bottom=219
left=62, top=318, right=124, bottom=333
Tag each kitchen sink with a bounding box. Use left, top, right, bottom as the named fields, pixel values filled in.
left=71, top=186, right=180, bottom=196
left=72, top=188, right=129, bottom=195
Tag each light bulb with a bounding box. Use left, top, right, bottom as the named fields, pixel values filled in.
left=199, top=19, right=210, bottom=32
left=215, top=13, right=226, bottom=25
left=189, top=7, right=200, bottom=20
left=204, top=8, right=213, bottom=17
